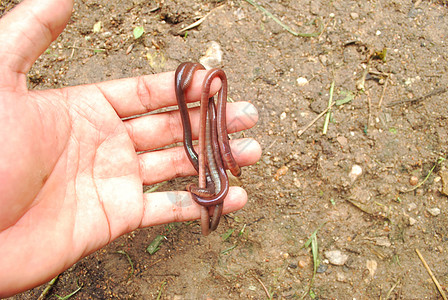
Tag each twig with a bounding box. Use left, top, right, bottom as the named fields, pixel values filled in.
left=387, top=86, right=447, bottom=107
left=254, top=276, right=272, bottom=299
left=37, top=275, right=59, bottom=300
left=384, top=278, right=401, bottom=300
left=177, top=11, right=212, bottom=34
left=177, top=5, right=224, bottom=34
left=377, top=73, right=390, bottom=108
left=367, top=90, right=372, bottom=130
left=322, top=81, right=335, bottom=135
left=68, top=45, right=106, bottom=52
left=244, top=0, right=323, bottom=37
left=415, top=249, right=447, bottom=300
left=69, top=41, right=76, bottom=59
left=298, top=102, right=335, bottom=137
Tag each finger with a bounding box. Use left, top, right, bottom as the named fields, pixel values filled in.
left=94, top=70, right=221, bottom=118
left=125, top=102, right=258, bottom=151
left=140, top=187, right=247, bottom=227
left=139, top=138, right=261, bottom=185
left=0, top=0, right=73, bottom=88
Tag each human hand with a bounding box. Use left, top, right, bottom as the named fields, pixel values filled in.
left=0, top=0, right=260, bottom=296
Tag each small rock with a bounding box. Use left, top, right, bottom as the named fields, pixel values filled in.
left=375, top=236, right=391, bottom=247
left=350, top=12, right=359, bottom=20
left=366, top=259, right=377, bottom=278
left=440, top=170, right=448, bottom=196
left=349, top=165, right=363, bottom=182
left=274, top=166, right=289, bottom=180
left=234, top=7, right=245, bottom=20
left=298, top=260, right=307, bottom=268
left=296, top=77, right=309, bottom=86
left=199, top=41, right=222, bottom=69
left=409, top=217, right=416, bottom=226
left=293, top=178, right=301, bottom=188
left=316, top=263, right=328, bottom=273
left=409, top=175, right=419, bottom=186
left=319, top=54, right=328, bottom=65
left=336, top=136, right=348, bottom=148
left=325, top=250, right=348, bottom=266
left=280, top=112, right=287, bottom=120
left=408, top=202, right=417, bottom=211
left=427, top=207, right=441, bottom=216
left=336, top=272, right=347, bottom=282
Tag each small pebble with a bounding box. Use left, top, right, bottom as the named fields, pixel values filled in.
left=336, top=272, right=347, bottom=282
left=409, top=175, right=419, bottom=186
left=336, top=136, right=348, bottom=148
left=350, top=12, right=359, bottom=20
left=296, top=77, right=309, bottom=86
left=274, top=166, right=289, bottom=180
left=408, top=203, right=417, bottom=211
left=298, top=260, right=307, bottom=268
left=316, top=264, right=328, bottom=273
left=280, top=112, right=287, bottom=120
left=427, top=207, right=441, bottom=216
left=409, top=217, right=416, bottom=225
left=366, top=259, right=378, bottom=277
left=349, top=165, right=363, bottom=182
left=375, top=236, right=391, bottom=247
left=325, top=250, right=348, bottom=266
left=199, top=41, right=222, bottom=69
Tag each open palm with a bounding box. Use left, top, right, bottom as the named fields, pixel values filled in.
left=0, top=0, right=260, bottom=296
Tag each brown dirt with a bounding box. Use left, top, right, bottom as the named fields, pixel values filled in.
left=4, top=0, right=448, bottom=299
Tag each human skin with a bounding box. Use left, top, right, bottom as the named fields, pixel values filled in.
left=0, top=0, right=261, bottom=297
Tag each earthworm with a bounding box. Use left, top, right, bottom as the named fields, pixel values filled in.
left=174, top=62, right=241, bottom=235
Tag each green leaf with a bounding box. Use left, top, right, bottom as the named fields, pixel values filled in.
left=93, top=21, right=102, bottom=33
left=133, top=26, right=145, bottom=39
left=389, top=127, right=397, bottom=134
left=335, top=90, right=355, bottom=106
left=146, top=235, right=165, bottom=255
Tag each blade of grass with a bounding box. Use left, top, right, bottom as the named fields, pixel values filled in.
left=222, top=228, right=235, bottom=241
left=402, top=157, right=446, bottom=193
left=301, top=222, right=327, bottom=299
left=244, top=0, right=322, bottom=37
left=55, top=281, right=82, bottom=300
left=116, top=250, right=134, bottom=280
left=144, top=181, right=166, bottom=193
left=37, top=275, right=59, bottom=300
left=156, top=281, right=167, bottom=300
left=221, top=244, right=237, bottom=254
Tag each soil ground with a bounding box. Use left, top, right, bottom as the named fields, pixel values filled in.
left=3, top=0, right=448, bottom=299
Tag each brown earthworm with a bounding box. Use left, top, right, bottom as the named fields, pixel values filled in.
left=174, top=62, right=241, bottom=235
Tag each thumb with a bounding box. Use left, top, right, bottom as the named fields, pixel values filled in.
left=0, top=0, right=74, bottom=89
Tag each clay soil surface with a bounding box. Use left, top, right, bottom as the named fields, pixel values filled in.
left=3, top=0, right=448, bottom=299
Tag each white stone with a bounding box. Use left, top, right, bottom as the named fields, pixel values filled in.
left=325, top=250, right=348, bottom=266
left=349, top=164, right=363, bottom=182
left=296, top=77, right=309, bottom=86
left=199, top=41, right=223, bottom=69
left=427, top=207, right=441, bottom=216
